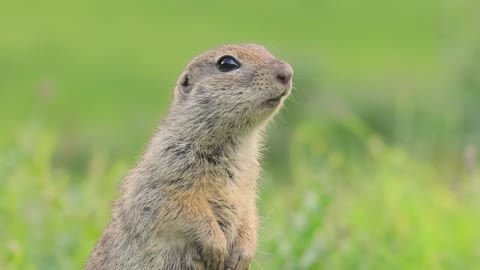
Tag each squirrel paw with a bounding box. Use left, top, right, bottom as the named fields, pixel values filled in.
left=224, top=245, right=253, bottom=270
left=199, top=238, right=227, bottom=270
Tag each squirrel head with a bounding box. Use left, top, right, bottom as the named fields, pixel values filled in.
left=170, top=44, right=293, bottom=138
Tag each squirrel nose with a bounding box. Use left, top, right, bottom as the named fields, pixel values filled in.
left=274, top=62, right=293, bottom=85
left=276, top=72, right=292, bottom=85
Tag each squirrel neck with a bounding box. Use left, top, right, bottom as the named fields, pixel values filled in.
left=139, top=110, right=263, bottom=182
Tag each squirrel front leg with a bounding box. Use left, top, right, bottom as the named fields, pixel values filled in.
left=194, top=218, right=228, bottom=270
left=225, top=210, right=257, bottom=270
left=166, top=194, right=228, bottom=270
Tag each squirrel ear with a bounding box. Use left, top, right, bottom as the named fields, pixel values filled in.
left=178, top=73, right=192, bottom=95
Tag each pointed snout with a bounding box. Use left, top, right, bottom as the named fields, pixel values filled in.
left=273, top=60, right=293, bottom=86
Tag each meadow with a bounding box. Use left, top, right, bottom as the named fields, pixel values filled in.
left=1, top=0, right=480, bottom=269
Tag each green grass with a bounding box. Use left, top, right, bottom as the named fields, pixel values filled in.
left=2, top=120, right=479, bottom=269
left=1, top=0, right=480, bottom=269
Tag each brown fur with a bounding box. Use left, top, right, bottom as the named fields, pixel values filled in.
left=85, top=44, right=293, bottom=270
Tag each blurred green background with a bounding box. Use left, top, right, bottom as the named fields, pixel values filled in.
left=1, top=0, right=480, bottom=269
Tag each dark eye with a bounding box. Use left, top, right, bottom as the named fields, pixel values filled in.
left=216, top=55, right=241, bottom=72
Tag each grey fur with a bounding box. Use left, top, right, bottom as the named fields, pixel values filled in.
left=85, top=44, right=293, bottom=270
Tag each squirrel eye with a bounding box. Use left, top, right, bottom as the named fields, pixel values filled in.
left=216, top=55, right=241, bottom=72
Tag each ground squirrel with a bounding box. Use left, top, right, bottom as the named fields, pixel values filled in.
left=85, top=43, right=293, bottom=270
